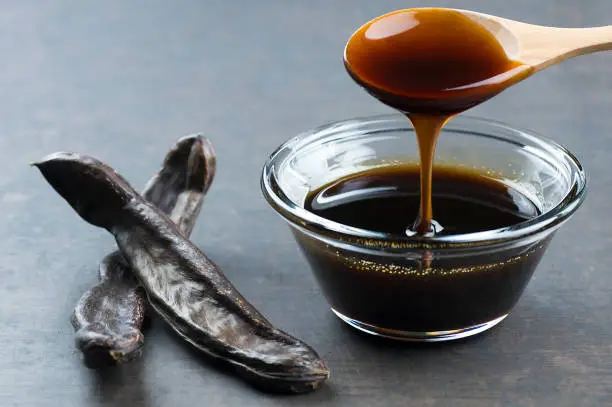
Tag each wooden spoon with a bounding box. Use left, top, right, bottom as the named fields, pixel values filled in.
left=343, top=8, right=612, bottom=113
left=456, top=8, right=612, bottom=72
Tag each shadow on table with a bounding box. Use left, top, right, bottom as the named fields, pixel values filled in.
left=87, top=357, right=150, bottom=407
left=323, top=292, right=565, bottom=381
left=161, top=322, right=339, bottom=402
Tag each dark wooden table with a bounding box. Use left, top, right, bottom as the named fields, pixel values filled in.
left=1, top=1, right=611, bottom=406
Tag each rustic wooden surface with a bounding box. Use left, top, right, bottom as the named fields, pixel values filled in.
left=1, top=1, right=611, bottom=406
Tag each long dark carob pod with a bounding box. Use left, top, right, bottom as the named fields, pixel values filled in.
left=34, top=154, right=329, bottom=393
left=71, top=135, right=216, bottom=368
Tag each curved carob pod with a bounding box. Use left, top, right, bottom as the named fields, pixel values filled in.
left=34, top=153, right=329, bottom=393
left=71, top=135, right=216, bottom=368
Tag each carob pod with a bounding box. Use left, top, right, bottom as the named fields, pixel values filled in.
left=34, top=154, right=329, bottom=393
left=71, top=135, right=216, bottom=367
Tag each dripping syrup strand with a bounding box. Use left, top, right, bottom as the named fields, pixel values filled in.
left=407, top=113, right=452, bottom=236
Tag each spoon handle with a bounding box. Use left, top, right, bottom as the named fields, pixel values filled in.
left=516, top=25, right=612, bottom=71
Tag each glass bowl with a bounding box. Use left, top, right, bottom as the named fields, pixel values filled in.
left=261, top=114, right=586, bottom=342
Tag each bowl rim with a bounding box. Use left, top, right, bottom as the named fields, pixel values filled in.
left=261, top=114, right=587, bottom=249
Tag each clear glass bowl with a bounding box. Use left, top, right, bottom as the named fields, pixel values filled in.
left=261, top=114, right=587, bottom=342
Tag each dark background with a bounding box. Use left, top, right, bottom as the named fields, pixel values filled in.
left=1, top=1, right=611, bottom=406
